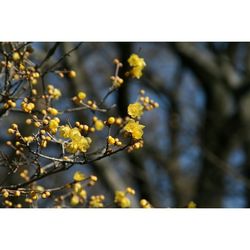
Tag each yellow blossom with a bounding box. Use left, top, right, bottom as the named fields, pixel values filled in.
left=130, top=67, right=143, bottom=79
left=114, top=191, right=131, bottom=208
left=66, top=141, right=78, bottom=154
left=127, top=54, right=146, bottom=79
left=61, top=126, right=91, bottom=154
left=73, top=171, right=85, bottom=182
left=128, top=54, right=146, bottom=68
left=128, top=102, right=144, bottom=118
left=49, top=119, right=59, bottom=134
left=95, top=120, right=104, bottom=131
left=124, top=119, right=145, bottom=140
left=76, top=136, right=92, bottom=153
left=59, top=125, right=71, bottom=138
left=108, top=136, right=115, bottom=145
left=69, top=127, right=81, bottom=140
left=66, top=134, right=91, bottom=154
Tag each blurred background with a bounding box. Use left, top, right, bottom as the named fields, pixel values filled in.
left=2, top=42, right=250, bottom=208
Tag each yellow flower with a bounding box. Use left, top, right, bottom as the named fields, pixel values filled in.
left=130, top=67, right=143, bottom=79
left=76, top=135, right=91, bottom=153
left=128, top=102, right=144, bottom=118
left=114, top=191, right=131, bottom=208
left=128, top=54, right=146, bottom=68
left=59, top=125, right=71, bottom=138
left=66, top=141, right=78, bottom=154
left=127, top=54, right=146, bottom=79
left=73, top=171, right=85, bottom=182
left=69, top=127, right=81, bottom=140
left=49, top=119, right=59, bottom=134
left=124, top=119, right=145, bottom=140
left=95, top=120, right=104, bottom=131
left=61, top=126, right=91, bottom=154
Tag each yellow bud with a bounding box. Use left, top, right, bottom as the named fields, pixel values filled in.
left=107, top=117, right=115, bottom=125
left=89, top=127, right=95, bottom=133
left=7, top=128, right=15, bottom=135
left=77, top=91, right=86, bottom=100
left=11, top=123, right=18, bottom=129
left=73, top=171, right=85, bottom=182
left=31, top=79, right=38, bottom=85
left=90, top=175, right=98, bottom=182
left=3, top=103, right=9, bottom=109
left=41, top=193, right=47, bottom=199
left=25, top=198, right=33, bottom=204
left=154, top=102, right=159, bottom=108
left=2, top=191, right=9, bottom=198
left=83, top=125, right=89, bottom=131
left=34, top=121, right=41, bottom=128
left=26, top=119, right=32, bottom=125
left=32, top=89, right=37, bottom=95
left=70, top=195, right=80, bottom=206
left=48, top=108, right=58, bottom=116
left=15, top=190, right=21, bottom=197
left=108, top=136, right=115, bottom=145
left=45, top=191, right=51, bottom=197
left=12, top=52, right=21, bottom=61
left=79, top=190, right=87, bottom=199
left=68, top=70, right=76, bottom=78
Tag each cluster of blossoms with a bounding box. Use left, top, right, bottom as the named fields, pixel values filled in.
left=59, top=126, right=92, bottom=154
left=5, top=46, right=40, bottom=85
left=127, top=53, right=146, bottom=79
left=47, top=84, right=62, bottom=100
left=0, top=42, right=159, bottom=208
left=21, top=98, right=35, bottom=113
left=124, top=91, right=159, bottom=152
left=114, top=188, right=135, bottom=208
